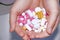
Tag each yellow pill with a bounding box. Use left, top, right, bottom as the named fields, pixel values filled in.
left=36, top=11, right=44, bottom=19
left=40, top=27, right=45, bottom=30
left=22, top=26, right=27, bottom=31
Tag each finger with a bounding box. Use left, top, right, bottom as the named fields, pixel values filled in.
left=52, top=14, right=59, bottom=32
left=30, top=0, right=40, bottom=9
left=9, top=9, right=17, bottom=32
left=47, top=13, right=58, bottom=35
left=10, top=0, right=33, bottom=32
left=26, top=31, right=36, bottom=38
left=43, top=0, right=59, bottom=34
left=23, top=35, right=31, bottom=40
left=27, top=31, right=49, bottom=38
left=15, top=22, right=25, bottom=37
left=39, top=0, right=43, bottom=8
left=35, top=31, right=49, bottom=38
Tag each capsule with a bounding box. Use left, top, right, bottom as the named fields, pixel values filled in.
left=25, top=24, right=32, bottom=31
left=22, top=26, right=27, bottom=31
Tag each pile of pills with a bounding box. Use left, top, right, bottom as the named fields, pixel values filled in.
left=17, top=7, right=48, bottom=32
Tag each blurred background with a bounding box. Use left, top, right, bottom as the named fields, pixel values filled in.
left=0, top=0, right=60, bottom=40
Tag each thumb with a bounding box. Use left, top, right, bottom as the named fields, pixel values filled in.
left=46, top=12, right=58, bottom=35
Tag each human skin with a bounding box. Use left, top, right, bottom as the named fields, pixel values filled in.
left=9, top=0, right=59, bottom=40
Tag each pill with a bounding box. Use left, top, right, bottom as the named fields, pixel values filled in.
left=22, top=26, right=27, bottom=31
left=35, top=7, right=42, bottom=12
left=32, top=11, right=36, bottom=16
left=31, top=19, right=39, bottom=24
left=36, top=11, right=44, bottom=19
left=38, top=29, right=41, bottom=32
left=19, top=23, right=23, bottom=26
left=41, top=18, right=47, bottom=26
left=32, top=23, right=40, bottom=29
left=41, top=21, right=45, bottom=26
left=39, top=26, right=45, bottom=31
left=33, top=15, right=38, bottom=19
left=41, top=18, right=47, bottom=21
left=25, top=24, right=32, bottom=31
left=29, top=17, right=34, bottom=21
left=44, top=23, right=47, bottom=28
left=20, top=18, right=24, bottom=20
left=23, top=20, right=27, bottom=25
left=19, top=15, right=24, bottom=18
left=34, top=29, right=39, bottom=32
left=22, top=12, right=25, bottom=16
left=42, top=8, right=46, bottom=15
left=17, top=20, right=20, bottom=23
left=25, top=10, right=34, bottom=17
left=29, top=24, right=34, bottom=28
left=42, top=28, right=46, bottom=31
left=27, top=19, right=31, bottom=24
left=25, top=13, right=30, bottom=19
left=34, top=23, right=40, bottom=29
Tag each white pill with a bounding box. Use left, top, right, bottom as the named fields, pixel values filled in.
left=38, top=29, right=41, bottom=32
left=20, top=18, right=24, bottom=20
left=25, top=24, right=32, bottom=31
left=33, top=15, right=38, bottom=19
left=41, top=18, right=47, bottom=21
left=33, top=28, right=38, bottom=32
left=27, top=19, right=31, bottom=24
left=22, top=12, right=25, bottom=16
left=24, top=15, right=26, bottom=19
left=32, top=11, right=35, bottom=16
left=32, top=11, right=38, bottom=18
left=31, top=19, right=37, bottom=25
left=34, top=29, right=39, bottom=32
left=44, top=23, right=47, bottom=28
left=19, top=23, right=23, bottom=26
left=40, top=27, right=45, bottom=30
left=42, top=28, right=46, bottom=31
left=41, top=21, right=45, bottom=26
left=31, top=19, right=40, bottom=25
left=34, top=24, right=40, bottom=29
left=25, top=10, right=33, bottom=17
left=42, top=8, right=46, bottom=15
left=35, top=7, right=42, bottom=12
left=41, top=18, right=47, bottom=26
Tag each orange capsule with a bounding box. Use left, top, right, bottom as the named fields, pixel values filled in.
left=22, top=26, right=27, bottom=31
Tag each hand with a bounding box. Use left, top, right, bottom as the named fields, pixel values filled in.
left=10, top=0, right=40, bottom=40
left=26, top=0, right=59, bottom=38
left=9, top=0, right=59, bottom=40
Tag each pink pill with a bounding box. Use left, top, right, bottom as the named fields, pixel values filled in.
left=23, top=19, right=27, bottom=25
left=25, top=13, right=30, bottom=19
left=29, top=24, right=34, bottom=28
left=17, top=20, right=20, bottom=23
left=30, top=9, right=34, bottom=12
left=19, top=15, right=24, bottom=18
left=30, top=17, right=34, bottom=21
